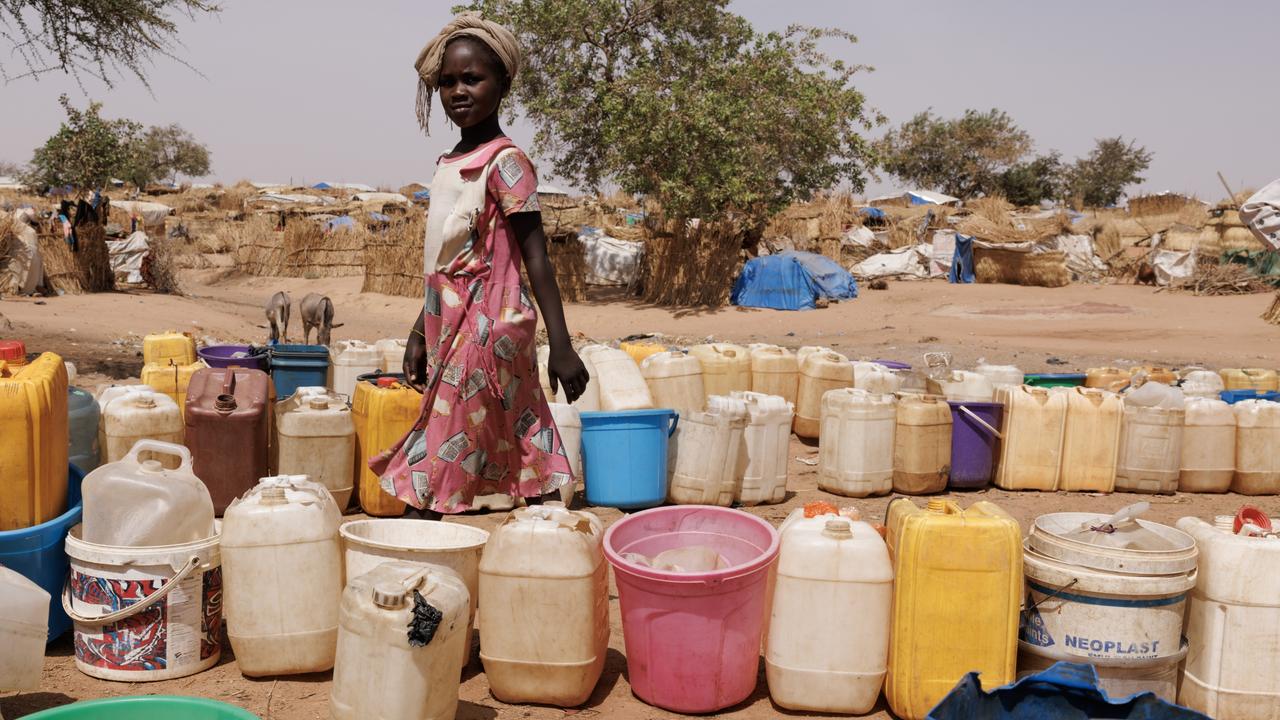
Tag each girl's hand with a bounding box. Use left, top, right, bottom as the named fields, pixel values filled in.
left=402, top=331, right=428, bottom=394
left=548, top=343, right=589, bottom=404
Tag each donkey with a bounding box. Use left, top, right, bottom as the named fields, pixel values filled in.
left=265, top=291, right=291, bottom=343
left=300, top=293, right=344, bottom=346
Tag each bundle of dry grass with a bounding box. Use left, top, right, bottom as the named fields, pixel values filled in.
left=279, top=222, right=366, bottom=277
left=881, top=205, right=952, bottom=249
left=974, top=247, right=1070, bottom=288
left=218, top=182, right=257, bottom=212
left=542, top=202, right=598, bottom=237
left=362, top=216, right=426, bottom=297
left=38, top=224, right=114, bottom=294
left=956, top=211, right=1071, bottom=245
left=1263, top=292, right=1280, bottom=325
left=1129, top=194, right=1202, bottom=217
left=1162, top=225, right=1221, bottom=254
left=232, top=215, right=284, bottom=276
left=966, top=196, right=1015, bottom=223
left=634, top=218, right=746, bottom=306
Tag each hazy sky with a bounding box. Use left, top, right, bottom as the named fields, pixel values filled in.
left=2, top=0, right=1275, bottom=200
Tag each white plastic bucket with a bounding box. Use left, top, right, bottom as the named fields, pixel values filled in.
left=339, top=519, right=489, bottom=667
left=63, top=524, right=222, bottom=682
left=1020, top=511, right=1197, bottom=662
left=1018, top=638, right=1187, bottom=703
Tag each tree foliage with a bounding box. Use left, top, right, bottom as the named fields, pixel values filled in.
left=24, top=96, right=211, bottom=190
left=140, top=123, right=212, bottom=184
left=24, top=94, right=138, bottom=189
left=0, top=0, right=219, bottom=86
left=998, top=152, right=1064, bottom=207
left=0, top=159, right=21, bottom=176
left=1065, top=136, right=1152, bottom=207
left=458, top=0, right=882, bottom=223
left=877, top=108, right=1031, bottom=199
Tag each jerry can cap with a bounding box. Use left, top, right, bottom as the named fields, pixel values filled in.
left=372, top=580, right=409, bottom=609
left=376, top=377, right=399, bottom=388
left=0, top=340, right=26, bottom=362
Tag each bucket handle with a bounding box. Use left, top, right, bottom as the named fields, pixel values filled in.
left=668, top=411, right=680, bottom=437
left=61, top=555, right=202, bottom=626
left=125, top=439, right=193, bottom=470
left=1025, top=577, right=1079, bottom=613
left=958, top=405, right=1004, bottom=439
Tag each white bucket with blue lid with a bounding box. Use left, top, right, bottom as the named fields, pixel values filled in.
left=1020, top=503, right=1197, bottom=662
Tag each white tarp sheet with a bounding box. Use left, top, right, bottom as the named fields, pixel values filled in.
left=1152, top=248, right=1196, bottom=286
left=850, top=244, right=932, bottom=280
left=254, top=193, right=336, bottom=206
left=1, top=210, right=43, bottom=295
left=1242, top=178, right=1280, bottom=251
left=580, top=232, right=642, bottom=286
left=930, top=230, right=956, bottom=277
left=843, top=225, right=876, bottom=248
left=112, top=200, right=173, bottom=226
left=352, top=192, right=409, bottom=205
left=105, top=231, right=151, bottom=284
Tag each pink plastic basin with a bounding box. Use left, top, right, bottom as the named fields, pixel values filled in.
left=604, top=505, right=780, bottom=714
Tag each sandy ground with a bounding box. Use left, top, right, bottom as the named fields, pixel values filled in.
left=2, top=270, right=1279, bottom=719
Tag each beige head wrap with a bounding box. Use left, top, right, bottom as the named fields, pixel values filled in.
left=414, top=12, right=523, bottom=134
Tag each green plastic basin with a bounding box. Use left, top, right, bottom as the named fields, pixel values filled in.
left=22, top=696, right=260, bottom=719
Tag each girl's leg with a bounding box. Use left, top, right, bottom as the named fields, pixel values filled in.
left=402, top=504, right=444, bottom=521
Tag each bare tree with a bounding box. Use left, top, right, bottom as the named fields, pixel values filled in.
left=0, top=0, right=220, bottom=87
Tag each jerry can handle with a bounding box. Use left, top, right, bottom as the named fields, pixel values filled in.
left=125, top=439, right=193, bottom=470
left=668, top=411, right=680, bottom=437
left=62, top=555, right=201, bottom=625
left=221, top=368, right=237, bottom=396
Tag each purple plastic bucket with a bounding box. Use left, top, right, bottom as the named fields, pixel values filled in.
left=197, top=344, right=269, bottom=371
left=947, top=400, right=1004, bottom=489
left=872, top=359, right=911, bottom=370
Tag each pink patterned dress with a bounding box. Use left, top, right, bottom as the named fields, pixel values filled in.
left=370, top=137, right=573, bottom=513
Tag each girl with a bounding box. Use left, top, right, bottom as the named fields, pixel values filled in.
left=370, top=13, right=590, bottom=517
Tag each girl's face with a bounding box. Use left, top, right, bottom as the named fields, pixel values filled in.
left=437, top=39, right=505, bottom=129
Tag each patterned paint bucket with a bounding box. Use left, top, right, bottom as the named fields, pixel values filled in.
left=62, top=524, right=222, bottom=681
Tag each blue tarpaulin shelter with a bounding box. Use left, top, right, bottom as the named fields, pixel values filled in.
left=928, top=662, right=1208, bottom=719
left=312, top=182, right=333, bottom=190
left=413, top=189, right=431, bottom=201
left=731, top=251, right=858, bottom=311
left=859, top=207, right=886, bottom=221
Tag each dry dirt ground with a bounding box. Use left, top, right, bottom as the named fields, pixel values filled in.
left=2, top=271, right=1279, bottom=719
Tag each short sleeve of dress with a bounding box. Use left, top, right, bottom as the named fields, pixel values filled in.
left=488, top=148, right=541, bottom=216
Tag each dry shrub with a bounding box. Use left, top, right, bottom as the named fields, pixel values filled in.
left=634, top=218, right=746, bottom=307
left=195, top=232, right=232, bottom=254
left=974, top=247, right=1070, bottom=287
left=173, top=192, right=214, bottom=214
left=144, top=238, right=185, bottom=294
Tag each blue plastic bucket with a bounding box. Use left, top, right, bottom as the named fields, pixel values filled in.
left=0, top=465, right=83, bottom=642
left=269, top=344, right=328, bottom=398
left=582, top=409, right=679, bottom=510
